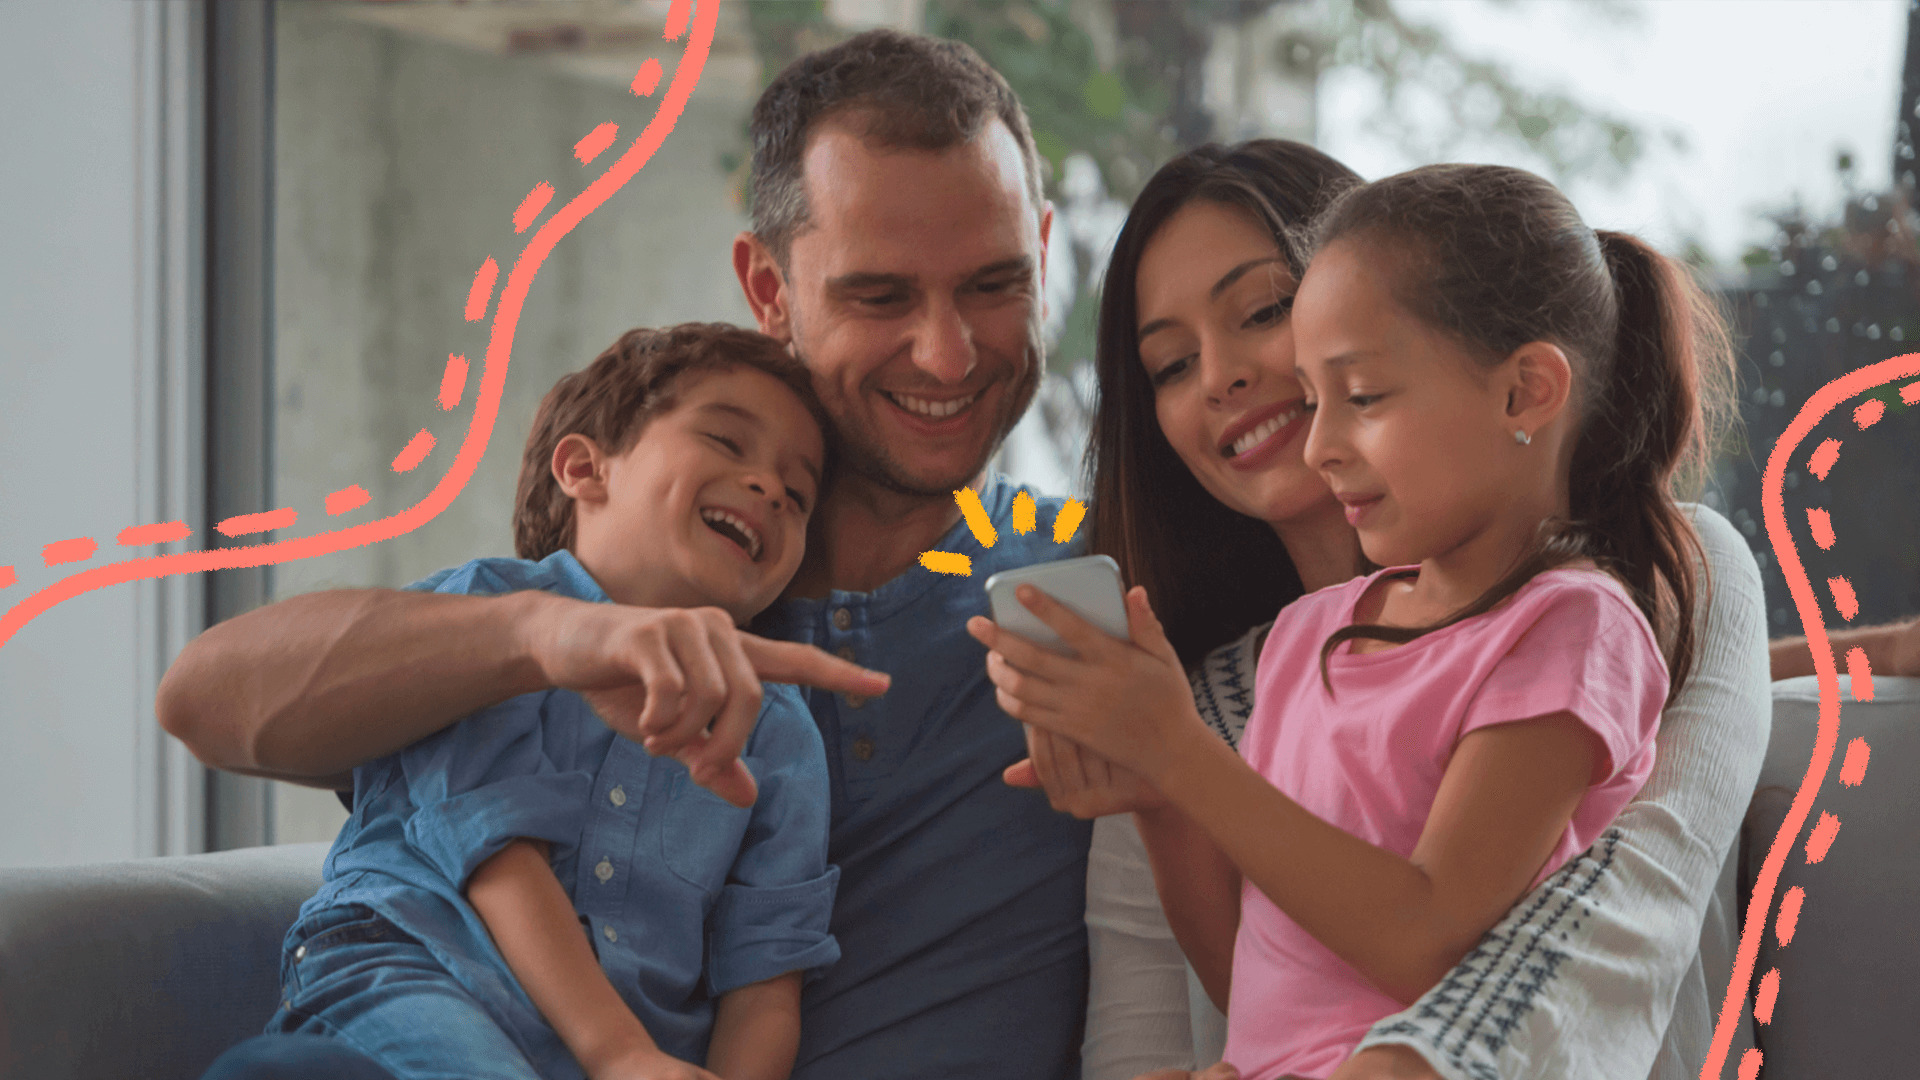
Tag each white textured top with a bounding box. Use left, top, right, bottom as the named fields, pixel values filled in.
left=1080, top=505, right=1771, bottom=1080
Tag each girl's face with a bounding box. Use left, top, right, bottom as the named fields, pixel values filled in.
left=1290, top=238, right=1523, bottom=568
left=1134, top=200, right=1334, bottom=528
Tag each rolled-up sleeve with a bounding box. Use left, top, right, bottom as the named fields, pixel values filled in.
left=704, top=688, right=841, bottom=994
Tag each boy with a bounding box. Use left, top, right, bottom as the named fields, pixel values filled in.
left=266, top=324, right=864, bottom=1080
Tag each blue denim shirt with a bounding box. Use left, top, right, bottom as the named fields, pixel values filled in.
left=297, top=551, right=839, bottom=1075
left=753, top=473, right=1094, bottom=1079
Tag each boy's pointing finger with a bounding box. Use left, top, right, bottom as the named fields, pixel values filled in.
left=742, top=635, right=892, bottom=697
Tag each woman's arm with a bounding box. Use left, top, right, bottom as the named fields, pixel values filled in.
left=1770, top=614, right=1920, bottom=680
left=467, top=840, right=717, bottom=1080
left=705, top=973, right=802, bottom=1080
left=1133, top=805, right=1241, bottom=1012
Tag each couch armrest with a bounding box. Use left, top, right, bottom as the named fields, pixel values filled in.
left=1743, top=675, right=1920, bottom=1076
left=0, top=842, right=328, bottom=1080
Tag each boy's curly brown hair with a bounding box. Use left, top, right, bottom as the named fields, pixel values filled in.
left=513, top=323, right=831, bottom=561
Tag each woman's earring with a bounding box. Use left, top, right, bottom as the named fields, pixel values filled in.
left=1512, top=429, right=1532, bottom=446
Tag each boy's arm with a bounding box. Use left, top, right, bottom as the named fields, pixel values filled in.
left=705, top=972, right=803, bottom=1080
left=467, top=839, right=718, bottom=1080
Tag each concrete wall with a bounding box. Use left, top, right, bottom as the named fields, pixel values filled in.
left=0, top=2, right=146, bottom=868
left=268, top=3, right=760, bottom=842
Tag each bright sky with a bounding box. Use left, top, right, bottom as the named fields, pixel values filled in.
left=1314, top=0, right=1908, bottom=268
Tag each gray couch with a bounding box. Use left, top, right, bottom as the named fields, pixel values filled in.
left=3, top=677, right=1915, bottom=1080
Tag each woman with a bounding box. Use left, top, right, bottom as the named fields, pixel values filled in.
left=1012, top=141, right=1771, bottom=1080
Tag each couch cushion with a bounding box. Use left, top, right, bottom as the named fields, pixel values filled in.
left=1745, top=675, right=1920, bottom=1076
left=0, top=842, right=328, bottom=1080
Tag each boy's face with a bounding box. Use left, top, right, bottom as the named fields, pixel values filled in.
left=569, top=367, right=825, bottom=622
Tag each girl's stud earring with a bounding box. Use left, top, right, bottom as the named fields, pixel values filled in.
left=1512, top=429, right=1531, bottom=446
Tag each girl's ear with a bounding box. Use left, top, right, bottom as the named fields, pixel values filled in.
left=1504, top=340, right=1575, bottom=432
left=552, top=434, right=609, bottom=504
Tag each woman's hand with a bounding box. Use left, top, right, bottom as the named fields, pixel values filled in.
left=967, top=584, right=1207, bottom=782
left=1002, top=726, right=1169, bottom=818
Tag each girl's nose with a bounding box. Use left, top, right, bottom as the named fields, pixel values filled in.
left=1302, top=410, right=1342, bottom=473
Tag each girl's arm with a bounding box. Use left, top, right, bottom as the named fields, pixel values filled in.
left=1152, top=711, right=1596, bottom=1003
left=971, top=586, right=1599, bottom=1005
left=467, top=840, right=717, bottom=1080
left=704, top=972, right=802, bottom=1080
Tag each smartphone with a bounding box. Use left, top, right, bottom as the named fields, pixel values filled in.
left=984, top=554, right=1129, bottom=657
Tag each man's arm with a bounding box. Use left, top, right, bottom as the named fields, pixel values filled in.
left=1769, top=615, right=1920, bottom=681
left=705, top=973, right=803, bottom=1080
left=157, top=588, right=553, bottom=785
left=157, top=586, right=891, bottom=801
left=468, top=840, right=720, bottom=1080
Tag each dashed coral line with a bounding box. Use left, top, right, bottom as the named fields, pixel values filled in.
left=1838, top=737, right=1870, bottom=786
left=513, top=183, right=555, bottom=234
left=1845, top=646, right=1874, bottom=700
left=438, top=354, right=469, bottom=411
left=118, top=520, right=191, bottom=546
left=575, top=123, right=618, bottom=164
left=1, top=0, right=720, bottom=656
left=42, top=538, right=98, bottom=566
left=465, top=257, right=499, bottom=322
left=391, top=430, right=436, bottom=473
left=1803, top=812, right=1840, bottom=864
left=216, top=507, right=297, bottom=538
left=1826, top=575, right=1858, bottom=620
left=325, top=485, right=371, bottom=516
left=1807, top=437, right=1841, bottom=480
left=1709, top=351, right=1920, bottom=1080
left=631, top=58, right=663, bottom=97
left=1805, top=507, right=1834, bottom=550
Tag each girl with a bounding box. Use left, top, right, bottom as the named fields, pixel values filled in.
left=971, top=163, right=1735, bottom=1080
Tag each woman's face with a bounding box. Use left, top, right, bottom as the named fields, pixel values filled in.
left=1134, top=200, right=1336, bottom=527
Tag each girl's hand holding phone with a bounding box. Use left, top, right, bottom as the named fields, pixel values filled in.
left=966, top=583, right=1210, bottom=785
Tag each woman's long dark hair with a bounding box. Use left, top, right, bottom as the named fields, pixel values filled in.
left=1309, top=165, right=1738, bottom=700
left=1087, top=140, right=1362, bottom=668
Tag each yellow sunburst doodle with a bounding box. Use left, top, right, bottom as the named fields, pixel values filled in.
left=919, top=489, right=1085, bottom=576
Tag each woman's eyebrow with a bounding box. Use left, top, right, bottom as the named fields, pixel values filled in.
left=1209, top=256, right=1284, bottom=300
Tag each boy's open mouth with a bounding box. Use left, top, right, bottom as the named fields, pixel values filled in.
left=700, top=508, right=763, bottom=561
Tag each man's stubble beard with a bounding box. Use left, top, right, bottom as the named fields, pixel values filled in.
left=792, top=313, right=1046, bottom=501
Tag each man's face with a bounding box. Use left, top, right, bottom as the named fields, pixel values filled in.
left=773, top=117, right=1050, bottom=497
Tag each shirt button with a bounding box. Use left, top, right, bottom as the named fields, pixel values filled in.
left=595, top=858, right=614, bottom=883
left=833, top=607, right=853, bottom=631
left=835, top=645, right=856, bottom=662
left=603, top=925, right=619, bottom=943
left=851, top=735, right=876, bottom=762
left=608, top=785, right=626, bottom=807
left=845, top=693, right=867, bottom=709
left=293, top=945, right=306, bottom=960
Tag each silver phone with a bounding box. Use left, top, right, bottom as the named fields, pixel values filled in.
left=984, top=554, right=1129, bottom=657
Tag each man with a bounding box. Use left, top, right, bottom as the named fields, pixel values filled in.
left=168, top=29, right=1093, bottom=1080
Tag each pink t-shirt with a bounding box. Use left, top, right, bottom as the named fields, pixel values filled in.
left=1222, top=567, right=1667, bottom=1080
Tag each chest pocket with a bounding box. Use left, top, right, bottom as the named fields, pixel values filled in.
left=660, top=771, right=753, bottom=892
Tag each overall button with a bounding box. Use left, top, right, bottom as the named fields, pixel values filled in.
left=851, top=735, right=876, bottom=762
left=832, top=607, right=853, bottom=632
left=835, top=646, right=856, bottom=662
left=595, top=858, right=614, bottom=883
left=603, top=925, right=619, bottom=943
left=845, top=693, right=868, bottom=709
left=608, top=785, right=626, bottom=807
